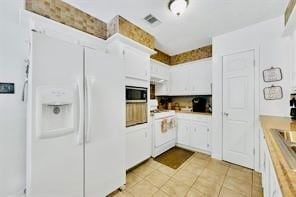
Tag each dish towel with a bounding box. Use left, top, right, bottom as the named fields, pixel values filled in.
left=161, top=119, right=168, bottom=133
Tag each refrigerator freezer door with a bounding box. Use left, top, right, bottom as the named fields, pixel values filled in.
left=27, top=32, right=84, bottom=197
left=84, top=48, right=125, bottom=197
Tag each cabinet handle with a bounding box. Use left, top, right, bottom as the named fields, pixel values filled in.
left=223, top=112, right=229, bottom=117
left=210, top=83, right=213, bottom=94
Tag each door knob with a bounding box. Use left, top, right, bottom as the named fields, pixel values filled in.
left=224, top=112, right=229, bottom=116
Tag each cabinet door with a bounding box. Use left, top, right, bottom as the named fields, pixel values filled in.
left=124, top=46, right=149, bottom=81
left=177, top=119, right=191, bottom=145
left=170, top=66, right=189, bottom=95
left=158, top=63, right=169, bottom=80
left=190, top=121, right=210, bottom=151
left=150, top=60, right=169, bottom=80
left=189, top=60, right=212, bottom=95
left=155, top=81, right=169, bottom=96
left=150, top=60, right=158, bottom=77
left=126, top=128, right=151, bottom=169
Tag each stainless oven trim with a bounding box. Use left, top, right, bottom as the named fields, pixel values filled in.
left=126, top=86, right=147, bottom=91
left=126, top=100, right=147, bottom=103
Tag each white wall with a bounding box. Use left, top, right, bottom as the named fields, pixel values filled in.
left=212, top=16, right=293, bottom=160
left=0, top=1, right=27, bottom=196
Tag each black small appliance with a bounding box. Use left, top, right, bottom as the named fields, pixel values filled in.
left=192, top=97, right=207, bottom=112
left=290, top=95, right=296, bottom=120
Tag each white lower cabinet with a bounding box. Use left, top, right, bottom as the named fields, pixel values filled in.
left=260, top=127, right=282, bottom=197
left=177, top=119, right=191, bottom=145
left=126, top=127, right=151, bottom=170
left=190, top=121, right=211, bottom=151
left=177, top=113, right=211, bottom=153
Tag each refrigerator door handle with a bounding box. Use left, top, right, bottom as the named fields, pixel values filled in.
left=22, top=79, right=28, bottom=102
left=76, top=78, right=84, bottom=145
left=85, top=76, right=95, bottom=143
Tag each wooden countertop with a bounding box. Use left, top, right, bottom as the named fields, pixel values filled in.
left=260, top=115, right=296, bottom=196
left=175, top=111, right=212, bottom=116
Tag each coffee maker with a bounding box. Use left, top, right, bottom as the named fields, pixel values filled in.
left=192, top=97, right=207, bottom=112
left=290, top=94, right=296, bottom=119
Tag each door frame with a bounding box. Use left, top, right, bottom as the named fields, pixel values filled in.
left=221, top=48, right=260, bottom=170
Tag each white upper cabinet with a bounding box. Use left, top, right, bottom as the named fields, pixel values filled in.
left=170, top=65, right=189, bottom=95
left=170, top=58, right=212, bottom=96
left=151, top=60, right=170, bottom=96
left=189, top=59, right=212, bottom=95
left=155, top=81, right=170, bottom=96
left=150, top=60, right=169, bottom=81
left=107, top=34, right=156, bottom=82
left=124, top=46, right=149, bottom=81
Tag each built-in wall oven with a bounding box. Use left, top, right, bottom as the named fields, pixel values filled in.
left=126, top=86, right=148, bottom=127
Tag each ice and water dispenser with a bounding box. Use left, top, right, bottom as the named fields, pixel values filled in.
left=36, top=86, right=76, bottom=139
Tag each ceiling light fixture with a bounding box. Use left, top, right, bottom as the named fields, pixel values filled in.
left=169, top=0, right=189, bottom=16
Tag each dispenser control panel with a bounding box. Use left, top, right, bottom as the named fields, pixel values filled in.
left=36, top=86, right=75, bottom=139
left=0, top=83, right=14, bottom=94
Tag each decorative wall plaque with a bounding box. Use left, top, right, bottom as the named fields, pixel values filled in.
left=263, top=67, right=282, bottom=82
left=263, top=85, right=283, bottom=100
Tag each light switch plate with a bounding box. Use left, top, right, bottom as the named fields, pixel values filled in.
left=0, top=83, right=15, bottom=94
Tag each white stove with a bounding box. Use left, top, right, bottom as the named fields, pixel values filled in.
left=151, top=110, right=176, bottom=157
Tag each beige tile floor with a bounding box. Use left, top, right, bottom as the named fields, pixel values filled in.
left=110, top=152, right=263, bottom=197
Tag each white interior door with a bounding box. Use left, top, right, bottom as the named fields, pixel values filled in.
left=84, top=48, right=125, bottom=197
left=27, top=32, right=84, bottom=197
left=222, top=50, right=255, bottom=169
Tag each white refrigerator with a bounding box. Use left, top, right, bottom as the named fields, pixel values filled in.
left=26, top=32, right=125, bottom=197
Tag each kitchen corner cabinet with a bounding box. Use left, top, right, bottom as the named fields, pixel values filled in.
left=176, top=113, right=211, bottom=153
left=170, top=58, right=212, bottom=96
left=126, top=127, right=151, bottom=170
left=123, top=46, right=150, bottom=81
left=151, top=60, right=169, bottom=81
left=260, top=127, right=283, bottom=197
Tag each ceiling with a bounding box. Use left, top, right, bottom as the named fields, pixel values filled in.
left=65, top=0, right=289, bottom=55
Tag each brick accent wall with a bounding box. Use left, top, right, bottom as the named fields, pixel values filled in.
left=151, top=49, right=171, bottom=65
left=170, top=45, right=212, bottom=65
left=151, top=45, right=212, bottom=66
left=25, top=0, right=107, bottom=39
left=107, top=15, right=155, bottom=49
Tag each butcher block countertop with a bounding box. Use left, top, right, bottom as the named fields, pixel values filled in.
left=175, top=111, right=212, bottom=116
left=260, top=115, right=296, bottom=196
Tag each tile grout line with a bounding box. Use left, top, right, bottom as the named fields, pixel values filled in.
left=217, top=166, right=230, bottom=197
left=185, top=157, right=211, bottom=196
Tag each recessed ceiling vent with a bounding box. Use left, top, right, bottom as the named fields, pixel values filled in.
left=144, top=14, right=161, bottom=27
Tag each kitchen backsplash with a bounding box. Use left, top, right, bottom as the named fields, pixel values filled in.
left=157, top=96, right=212, bottom=112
